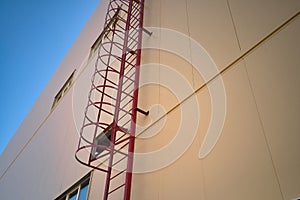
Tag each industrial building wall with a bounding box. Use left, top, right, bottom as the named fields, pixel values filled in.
left=0, top=0, right=299, bottom=200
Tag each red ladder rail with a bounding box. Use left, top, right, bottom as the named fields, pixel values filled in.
left=75, top=0, right=145, bottom=199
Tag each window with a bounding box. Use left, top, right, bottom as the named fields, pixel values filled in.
left=88, top=7, right=121, bottom=59
left=55, top=172, right=91, bottom=200
left=91, top=125, right=113, bottom=160
left=90, top=124, right=129, bottom=160
left=51, top=70, right=76, bottom=109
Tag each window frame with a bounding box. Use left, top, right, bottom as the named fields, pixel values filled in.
left=88, top=7, right=121, bottom=60
left=51, top=70, right=76, bottom=110
left=54, top=172, right=91, bottom=200
left=91, top=124, right=113, bottom=160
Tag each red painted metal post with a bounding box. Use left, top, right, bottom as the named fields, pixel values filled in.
left=103, top=1, right=135, bottom=199
left=124, top=0, right=145, bottom=199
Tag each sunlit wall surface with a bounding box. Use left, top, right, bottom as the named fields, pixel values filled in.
left=0, top=0, right=299, bottom=200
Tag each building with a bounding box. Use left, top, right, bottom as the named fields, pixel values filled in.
left=0, top=0, right=300, bottom=199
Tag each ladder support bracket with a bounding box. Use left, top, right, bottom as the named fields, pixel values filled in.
left=142, top=27, right=153, bottom=36
left=135, top=108, right=149, bottom=116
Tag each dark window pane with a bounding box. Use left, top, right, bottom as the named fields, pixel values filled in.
left=68, top=190, right=78, bottom=200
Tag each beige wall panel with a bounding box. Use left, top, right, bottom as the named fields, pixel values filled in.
left=34, top=93, right=89, bottom=199
left=0, top=133, right=52, bottom=200
left=0, top=86, right=59, bottom=177
left=138, top=49, right=161, bottom=134
left=135, top=104, right=181, bottom=154
left=0, top=92, right=90, bottom=199
left=141, top=48, right=160, bottom=65
left=88, top=170, right=106, bottom=200
left=158, top=50, right=195, bottom=113
left=228, top=0, right=300, bottom=50
left=134, top=90, right=211, bottom=199
left=139, top=49, right=160, bottom=113
left=57, top=122, right=90, bottom=195
left=194, top=87, right=213, bottom=200
left=159, top=85, right=180, bottom=115
left=192, top=63, right=206, bottom=91
left=132, top=108, right=182, bottom=199
left=144, top=0, right=161, bottom=27
left=160, top=149, right=204, bottom=200
left=159, top=104, right=206, bottom=199
left=132, top=97, right=204, bottom=199
left=132, top=172, right=161, bottom=199
left=203, top=64, right=282, bottom=200
left=244, top=17, right=300, bottom=200
left=187, top=0, right=241, bottom=70
left=160, top=50, right=194, bottom=90
left=160, top=0, right=189, bottom=35
left=137, top=84, right=160, bottom=130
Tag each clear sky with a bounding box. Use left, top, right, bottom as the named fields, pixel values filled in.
left=0, top=0, right=101, bottom=155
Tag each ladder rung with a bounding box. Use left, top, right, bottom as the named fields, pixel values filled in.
left=111, top=169, right=127, bottom=180
left=103, top=92, right=117, bottom=102
left=118, top=112, right=130, bottom=123
left=115, top=136, right=130, bottom=145
left=120, top=119, right=131, bottom=129
left=100, top=108, right=114, bottom=116
left=128, top=31, right=139, bottom=43
left=112, top=155, right=128, bottom=168
left=113, top=148, right=129, bottom=156
left=120, top=99, right=133, bottom=111
left=124, top=65, right=136, bottom=77
left=122, top=81, right=134, bottom=94
left=119, top=107, right=133, bottom=116
left=108, top=183, right=126, bottom=194
left=119, top=141, right=130, bottom=150
left=120, top=91, right=134, bottom=101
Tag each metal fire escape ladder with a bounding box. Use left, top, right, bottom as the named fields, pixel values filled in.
left=75, top=0, right=147, bottom=199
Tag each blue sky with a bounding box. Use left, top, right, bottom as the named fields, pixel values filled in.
left=0, top=0, right=100, bottom=154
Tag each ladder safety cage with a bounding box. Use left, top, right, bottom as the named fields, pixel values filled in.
left=75, top=0, right=146, bottom=199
